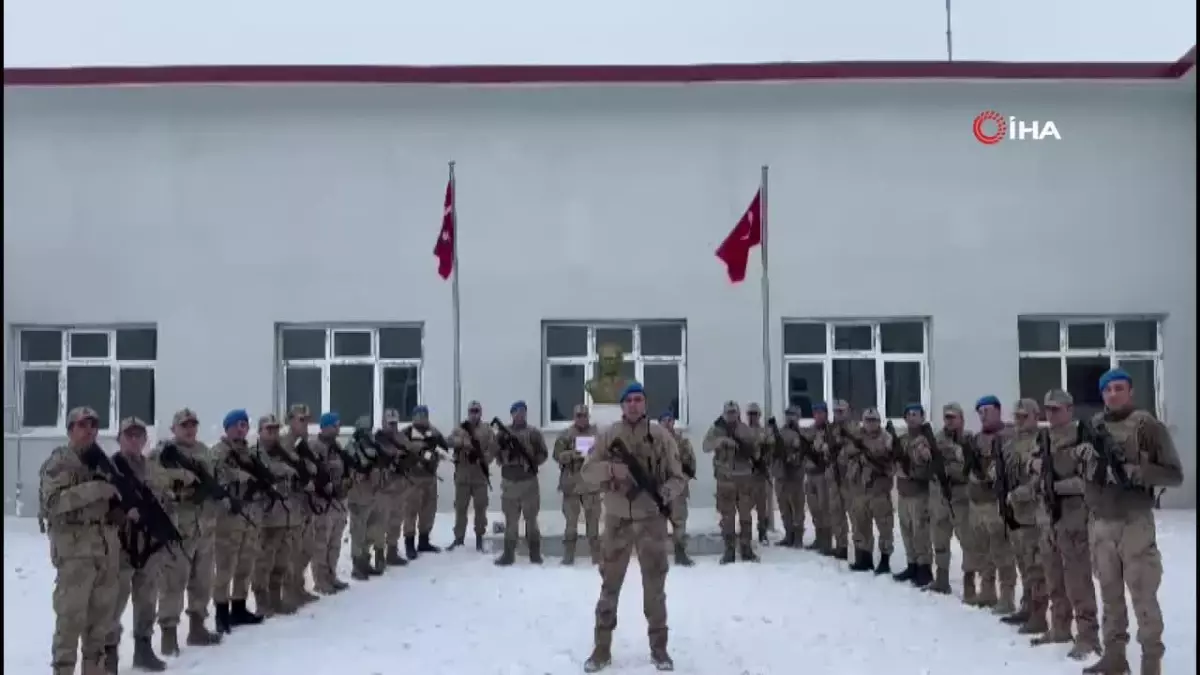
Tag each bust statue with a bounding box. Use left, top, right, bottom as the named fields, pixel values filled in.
left=584, top=342, right=632, bottom=405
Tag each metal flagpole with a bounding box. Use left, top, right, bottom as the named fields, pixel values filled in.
left=759, top=165, right=772, bottom=418
left=449, top=161, right=462, bottom=421
left=945, top=0, right=954, bottom=61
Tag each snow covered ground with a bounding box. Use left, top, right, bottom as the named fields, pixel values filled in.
left=5, top=509, right=1196, bottom=675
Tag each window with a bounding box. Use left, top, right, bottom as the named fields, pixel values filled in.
left=1017, top=317, right=1164, bottom=422
left=542, top=321, right=687, bottom=426
left=782, top=319, right=930, bottom=422
left=15, top=327, right=157, bottom=432
left=276, top=324, right=424, bottom=429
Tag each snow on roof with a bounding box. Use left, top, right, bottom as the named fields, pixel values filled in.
left=3, top=0, right=1196, bottom=69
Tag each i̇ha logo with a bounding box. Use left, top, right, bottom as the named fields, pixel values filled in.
left=972, top=110, right=1062, bottom=144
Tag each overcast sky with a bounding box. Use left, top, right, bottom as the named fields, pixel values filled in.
left=4, top=0, right=1196, bottom=69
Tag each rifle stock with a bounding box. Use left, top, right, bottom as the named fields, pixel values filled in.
left=490, top=417, right=539, bottom=475
left=83, top=446, right=183, bottom=569
left=609, top=438, right=672, bottom=518
left=161, top=444, right=256, bottom=527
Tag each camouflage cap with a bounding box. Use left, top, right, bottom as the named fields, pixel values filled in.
left=723, top=400, right=740, bottom=414
left=354, top=415, right=372, bottom=432
left=172, top=408, right=199, bottom=426
left=746, top=402, right=762, bottom=415
left=861, top=407, right=881, bottom=421
left=785, top=404, right=801, bottom=415
left=467, top=400, right=483, bottom=413
left=1014, top=398, right=1041, bottom=415
left=286, top=404, right=311, bottom=421
left=67, top=406, right=100, bottom=426
left=1043, top=389, right=1074, bottom=408
left=833, top=399, right=850, bottom=411
left=943, top=402, right=964, bottom=416
left=383, top=408, right=401, bottom=424
left=573, top=404, right=589, bottom=416
left=118, top=416, right=147, bottom=433
left=258, top=414, right=281, bottom=429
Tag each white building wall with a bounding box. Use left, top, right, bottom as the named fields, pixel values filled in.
left=3, top=80, right=1195, bottom=514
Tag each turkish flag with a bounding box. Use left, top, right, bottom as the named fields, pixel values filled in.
left=434, top=178, right=455, bottom=280
left=714, top=190, right=762, bottom=284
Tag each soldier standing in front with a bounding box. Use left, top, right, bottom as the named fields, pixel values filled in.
left=768, top=406, right=806, bottom=548
left=311, top=412, right=350, bottom=593
left=845, top=408, right=895, bottom=574
left=210, top=409, right=266, bottom=633
left=448, top=401, right=496, bottom=552
left=892, top=403, right=934, bottom=587
left=280, top=404, right=322, bottom=607
left=581, top=382, right=686, bottom=672
left=400, top=405, right=445, bottom=558
left=966, top=396, right=1016, bottom=610
left=660, top=412, right=696, bottom=566
left=378, top=409, right=411, bottom=567
left=744, top=403, right=773, bottom=543
left=345, top=415, right=387, bottom=577
left=553, top=404, right=601, bottom=565
left=493, top=401, right=550, bottom=565
left=702, top=401, right=760, bottom=564
left=831, top=400, right=858, bottom=557
left=800, top=403, right=831, bottom=552
left=250, top=415, right=299, bottom=616
left=932, top=403, right=978, bottom=601
left=1082, top=369, right=1183, bottom=675
left=42, top=407, right=122, bottom=675
left=999, top=399, right=1048, bottom=630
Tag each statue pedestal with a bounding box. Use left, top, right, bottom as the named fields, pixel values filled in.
left=591, top=404, right=623, bottom=429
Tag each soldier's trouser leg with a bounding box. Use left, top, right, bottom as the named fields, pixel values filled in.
left=109, top=559, right=135, bottom=648
left=326, top=505, right=347, bottom=580
left=715, top=480, right=737, bottom=538
left=1013, top=525, right=1045, bottom=615
left=870, top=490, right=895, bottom=555
left=403, top=479, right=435, bottom=536
left=734, top=478, right=755, bottom=546
left=520, top=480, right=541, bottom=545
left=213, top=516, right=250, bottom=603
left=901, top=493, right=932, bottom=565
left=1092, top=513, right=1162, bottom=655
left=501, top=484, right=522, bottom=547
left=252, top=526, right=287, bottom=597
left=52, top=543, right=120, bottom=671
left=365, top=493, right=387, bottom=551
left=753, top=478, right=770, bottom=533
left=774, top=479, right=793, bottom=534
left=563, top=493, right=583, bottom=544
left=804, top=473, right=828, bottom=536
left=419, top=480, right=438, bottom=535
left=970, top=506, right=1010, bottom=602
left=594, top=515, right=671, bottom=651
left=669, top=495, right=689, bottom=546
left=384, top=489, right=403, bottom=547
left=851, top=491, right=873, bottom=552
left=765, top=478, right=777, bottom=529
left=309, top=511, right=333, bottom=587
left=953, top=496, right=979, bottom=574
left=470, top=482, right=490, bottom=536
left=930, top=492, right=953, bottom=571
left=158, top=530, right=210, bottom=627
left=826, top=480, right=846, bottom=548
left=289, top=517, right=313, bottom=595
left=582, top=493, right=602, bottom=543
left=349, top=498, right=374, bottom=557
left=898, top=495, right=915, bottom=563
left=1041, top=526, right=1073, bottom=631
left=453, top=483, right=472, bottom=540
left=841, top=485, right=857, bottom=546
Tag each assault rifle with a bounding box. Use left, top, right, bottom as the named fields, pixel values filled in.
left=82, top=444, right=183, bottom=569
left=459, top=422, right=493, bottom=490
left=992, top=436, right=1022, bottom=531
left=293, top=439, right=342, bottom=511
left=609, top=437, right=672, bottom=518
left=160, top=443, right=255, bottom=527
left=490, top=417, right=539, bottom=475
left=1038, top=430, right=1061, bottom=524
left=407, top=428, right=451, bottom=480
left=921, top=423, right=955, bottom=517
left=1078, top=420, right=1133, bottom=489
left=714, top=417, right=767, bottom=476
left=766, top=417, right=803, bottom=478
left=884, top=422, right=911, bottom=475
left=346, top=430, right=381, bottom=476
left=227, top=450, right=289, bottom=515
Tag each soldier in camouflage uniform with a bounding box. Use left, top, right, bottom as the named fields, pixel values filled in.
left=660, top=412, right=696, bottom=566
left=702, top=401, right=760, bottom=564
left=808, top=402, right=848, bottom=556
left=767, top=405, right=806, bottom=548
left=997, top=399, right=1046, bottom=627
left=743, top=403, right=773, bottom=544
left=892, top=403, right=933, bottom=587
left=148, top=408, right=222, bottom=654
left=41, top=407, right=122, bottom=675
left=1081, top=369, right=1182, bottom=675
left=211, top=409, right=265, bottom=634
left=493, top=400, right=550, bottom=566
left=250, top=414, right=301, bottom=617
left=345, top=415, right=387, bottom=579
left=830, top=400, right=857, bottom=558
left=553, top=404, right=601, bottom=565
left=844, top=408, right=895, bottom=574
left=581, top=382, right=686, bottom=673
left=931, top=403, right=977, bottom=599
left=378, top=408, right=412, bottom=567
left=448, top=401, right=497, bottom=553
left=279, top=404, right=322, bottom=607
left=104, top=416, right=169, bottom=673
left=966, top=396, right=1016, bottom=610
left=311, top=412, right=350, bottom=593
left=400, top=405, right=446, bottom=558
left=1029, top=390, right=1100, bottom=658
left=800, top=403, right=831, bottom=553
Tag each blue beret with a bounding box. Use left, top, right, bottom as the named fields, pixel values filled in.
left=318, top=412, right=340, bottom=428
left=812, top=401, right=828, bottom=412
left=659, top=410, right=674, bottom=422
left=1099, top=368, right=1132, bottom=393
left=619, top=381, right=645, bottom=403
left=412, top=405, right=429, bottom=417
left=975, top=395, right=1002, bottom=411
left=904, top=403, right=925, bottom=415
left=510, top=400, right=527, bottom=413
left=222, top=409, right=249, bottom=430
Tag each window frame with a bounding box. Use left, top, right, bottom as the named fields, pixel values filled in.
left=781, top=319, right=931, bottom=427
left=12, top=325, right=158, bottom=436
left=1017, top=316, right=1165, bottom=423
left=275, top=323, right=425, bottom=433
left=541, top=321, right=688, bottom=429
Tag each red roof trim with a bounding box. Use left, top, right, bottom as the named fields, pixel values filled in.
left=4, top=48, right=1196, bottom=87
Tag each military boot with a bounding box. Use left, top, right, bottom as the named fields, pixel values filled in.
left=975, top=571, right=998, bottom=608
left=230, top=599, right=264, bottom=626
left=132, top=637, right=166, bottom=671
left=1030, top=623, right=1073, bottom=647
left=911, top=563, right=933, bottom=588
left=719, top=535, right=737, bottom=565
left=873, top=552, right=891, bottom=575
left=330, top=575, right=350, bottom=592
left=589, top=536, right=602, bottom=565
left=81, top=657, right=108, bottom=675
left=448, top=536, right=465, bottom=550
left=1001, top=609, right=1031, bottom=626
left=494, top=539, right=517, bottom=566
left=848, top=549, right=873, bottom=572
left=992, top=568, right=1016, bottom=615
left=562, top=539, right=578, bottom=566
left=1068, top=636, right=1103, bottom=661
left=791, top=529, right=806, bottom=548
left=758, top=528, right=769, bottom=545
left=103, top=644, right=118, bottom=674
left=1082, top=644, right=1129, bottom=674
left=583, top=646, right=612, bottom=673
left=804, top=528, right=823, bottom=551
left=833, top=544, right=849, bottom=561
left=404, top=535, right=419, bottom=560
left=351, top=554, right=371, bottom=581
left=254, top=589, right=276, bottom=619
left=185, top=612, right=222, bottom=646
left=739, top=541, right=760, bottom=562
left=650, top=648, right=675, bottom=671
left=273, top=585, right=298, bottom=616
left=1017, top=607, right=1048, bottom=636
left=1139, top=654, right=1162, bottom=675
left=159, top=625, right=180, bottom=657
left=372, top=546, right=390, bottom=572
left=673, top=541, right=695, bottom=567
left=295, top=584, right=320, bottom=605
left=417, top=533, right=441, bottom=553
left=893, top=562, right=917, bottom=583
left=528, top=537, right=544, bottom=564
left=962, top=571, right=978, bottom=605
left=778, top=529, right=795, bottom=547
left=214, top=602, right=231, bottom=634
left=476, top=534, right=485, bottom=552
left=925, top=566, right=952, bottom=594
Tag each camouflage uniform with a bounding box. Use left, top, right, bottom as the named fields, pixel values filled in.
left=827, top=422, right=856, bottom=559
left=552, top=405, right=601, bottom=565
left=400, top=406, right=446, bottom=557
left=378, top=408, right=412, bottom=566
left=1029, top=390, right=1099, bottom=657
left=345, top=416, right=388, bottom=578
left=41, top=407, right=122, bottom=675
left=148, top=408, right=222, bottom=652
left=1080, top=370, right=1183, bottom=675
left=999, top=399, right=1047, bottom=625
left=768, top=410, right=806, bottom=547
left=702, top=401, right=760, bottom=563
left=311, top=418, right=350, bottom=594
left=581, top=414, right=686, bottom=672
left=845, top=408, right=895, bottom=573
left=744, top=403, right=774, bottom=543
left=280, top=404, right=322, bottom=607
left=448, top=401, right=497, bottom=552
left=965, top=405, right=1015, bottom=609
left=493, top=402, right=550, bottom=565
left=800, top=425, right=831, bottom=552
left=666, top=419, right=697, bottom=566
left=893, top=417, right=934, bottom=587
left=930, top=405, right=976, bottom=600
left=250, top=414, right=301, bottom=617
left=211, top=416, right=266, bottom=632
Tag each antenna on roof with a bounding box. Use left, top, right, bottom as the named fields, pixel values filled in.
left=945, top=0, right=954, bottom=61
